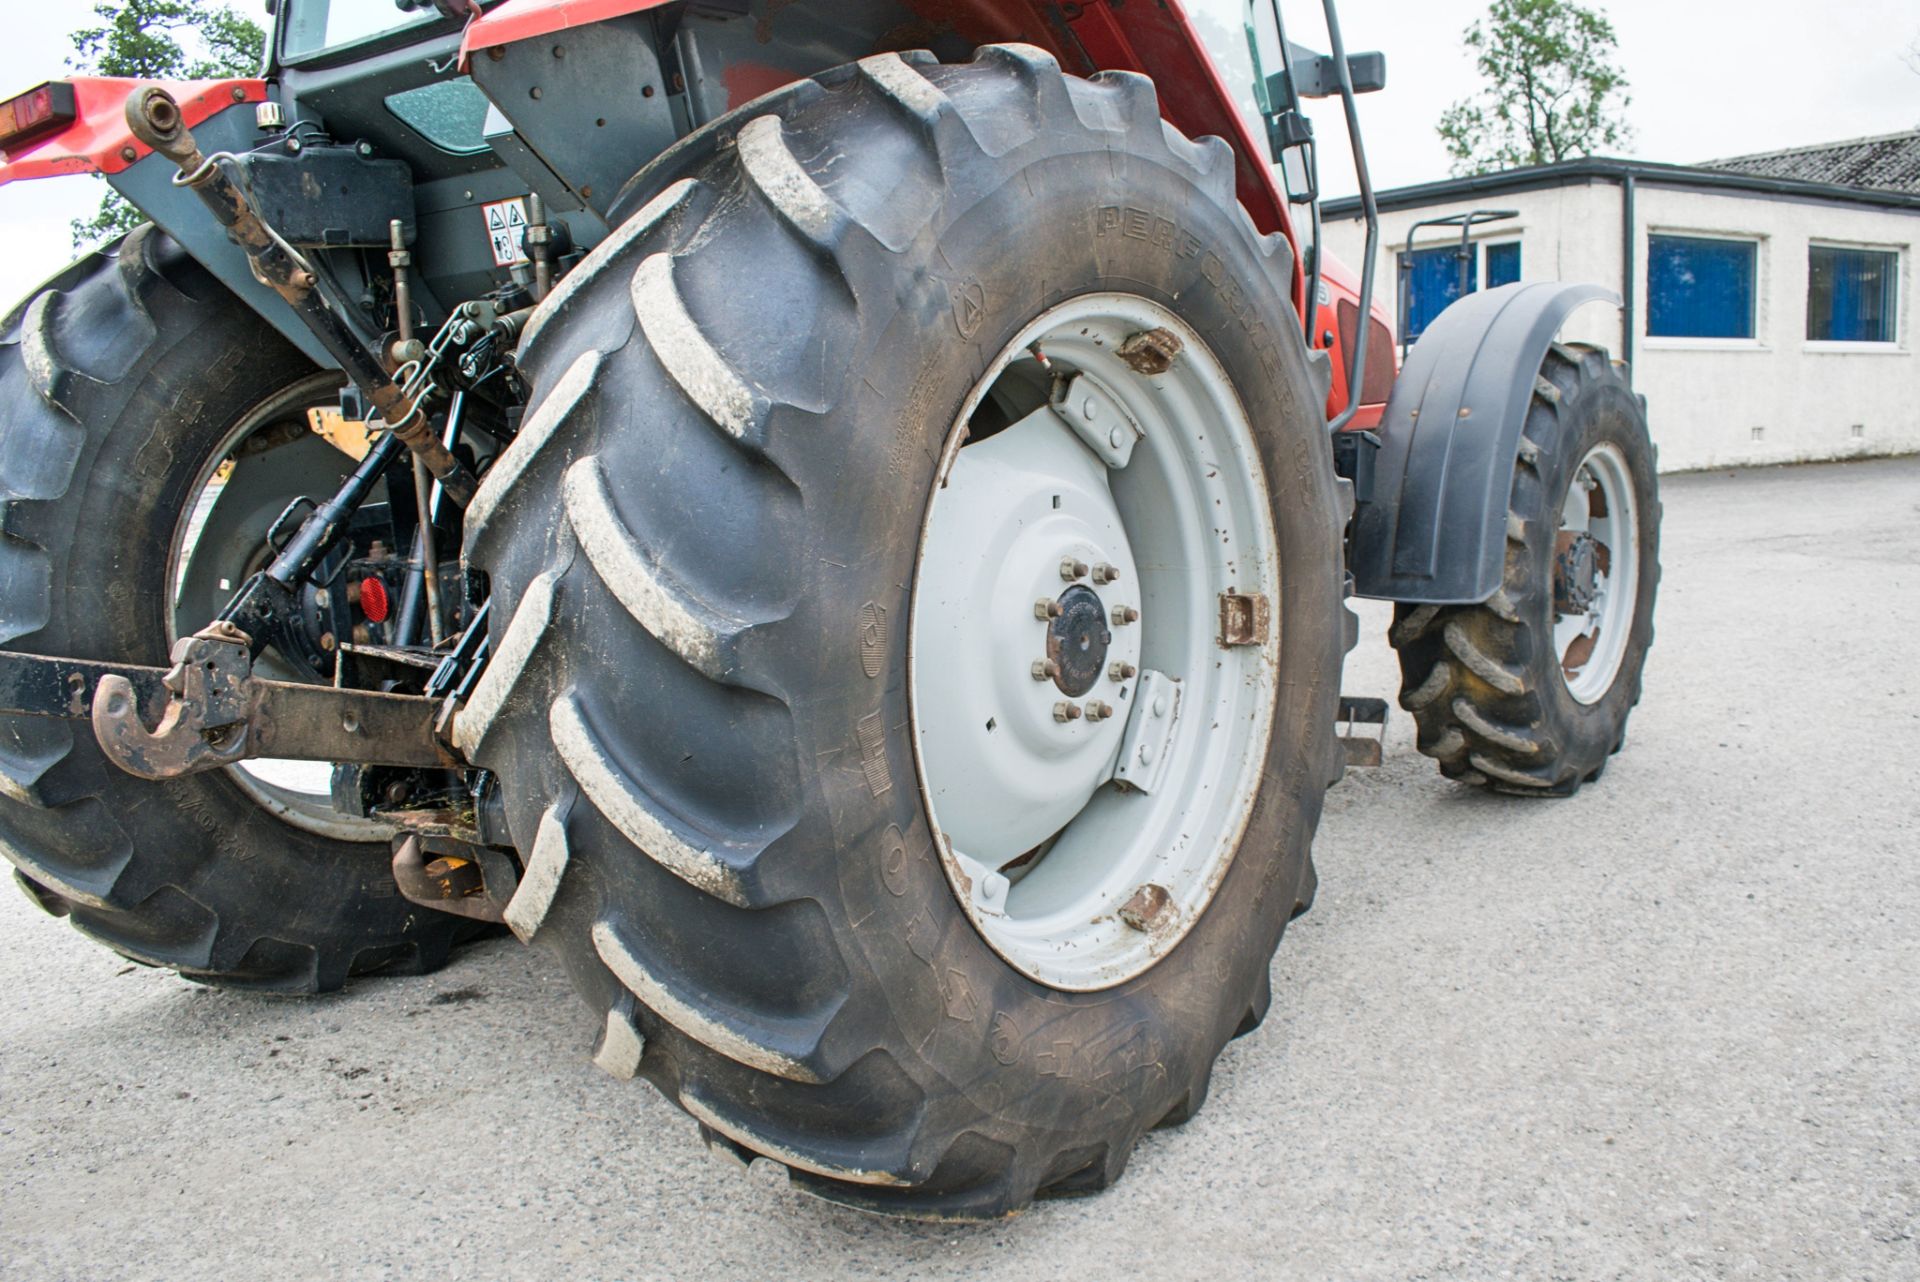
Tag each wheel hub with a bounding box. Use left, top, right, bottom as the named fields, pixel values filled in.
left=1554, top=530, right=1601, bottom=615
left=1045, top=584, right=1113, bottom=696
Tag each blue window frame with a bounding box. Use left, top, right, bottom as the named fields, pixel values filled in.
left=1486, top=241, right=1522, bottom=288
left=1648, top=234, right=1758, bottom=339
left=1400, top=244, right=1477, bottom=340
left=1807, top=245, right=1898, bottom=343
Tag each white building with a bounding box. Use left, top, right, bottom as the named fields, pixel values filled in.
left=1322, top=133, right=1920, bottom=471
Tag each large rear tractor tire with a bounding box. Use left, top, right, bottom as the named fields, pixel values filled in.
left=0, top=227, right=474, bottom=992
left=1391, top=342, right=1661, bottom=795
left=462, top=47, right=1347, bottom=1217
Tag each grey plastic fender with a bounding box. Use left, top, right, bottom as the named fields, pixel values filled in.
left=1350, top=281, right=1618, bottom=604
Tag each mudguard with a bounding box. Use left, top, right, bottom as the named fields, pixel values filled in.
left=1349, top=281, right=1618, bottom=604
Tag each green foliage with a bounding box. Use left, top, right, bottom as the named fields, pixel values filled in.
left=66, top=0, right=267, bottom=250
left=1437, top=0, right=1633, bottom=176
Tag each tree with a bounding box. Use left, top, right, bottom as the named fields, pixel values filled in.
left=1437, top=0, right=1632, bottom=176
left=67, top=0, right=266, bottom=249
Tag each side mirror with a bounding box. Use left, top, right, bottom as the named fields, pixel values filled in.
left=1265, top=110, right=1317, bottom=202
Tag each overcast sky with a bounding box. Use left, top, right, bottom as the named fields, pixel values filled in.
left=0, top=0, right=1914, bottom=308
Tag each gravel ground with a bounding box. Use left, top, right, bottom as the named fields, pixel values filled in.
left=2, top=456, right=1915, bottom=1281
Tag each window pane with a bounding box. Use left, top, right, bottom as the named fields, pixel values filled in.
left=1808, top=246, right=1898, bottom=343
left=1400, top=244, right=1477, bottom=340
left=284, top=0, right=436, bottom=59
left=1648, top=235, right=1756, bottom=339
left=384, top=78, right=492, bottom=156
left=1486, top=241, right=1521, bottom=288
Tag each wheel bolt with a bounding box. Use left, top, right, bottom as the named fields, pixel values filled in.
left=1085, top=700, right=1114, bottom=722
left=1092, top=563, right=1120, bottom=584
left=1111, top=605, right=1139, bottom=625
left=1035, top=598, right=1064, bottom=619
left=1109, top=661, right=1136, bottom=681
left=1053, top=701, right=1082, bottom=722
left=1059, top=556, right=1089, bottom=581
left=1031, top=659, right=1060, bottom=681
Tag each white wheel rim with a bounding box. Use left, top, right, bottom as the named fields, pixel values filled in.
left=908, top=295, right=1281, bottom=991
left=1554, top=441, right=1639, bottom=704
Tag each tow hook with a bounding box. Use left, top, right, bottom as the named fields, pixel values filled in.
left=83, top=623, right=459, bottom=781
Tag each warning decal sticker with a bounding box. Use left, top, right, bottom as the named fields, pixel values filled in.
left=483, top=196, right=530, bottom=267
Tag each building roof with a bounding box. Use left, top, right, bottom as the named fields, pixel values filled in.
left=1698, top=130, right=1920, bottom=195
left=1324, top=154, right=1920, bottom=219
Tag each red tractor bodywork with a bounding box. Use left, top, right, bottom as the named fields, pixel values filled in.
left=0, top=77, right=265, bottom=182
left=0, top=0, right=1389, bottom=424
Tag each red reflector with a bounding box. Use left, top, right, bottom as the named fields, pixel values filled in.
left=0, top=81, right=77, bottom=152
left=359, top=576, right=390, bottom=623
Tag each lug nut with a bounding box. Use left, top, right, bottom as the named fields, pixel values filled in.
left=1111, top=605, right=1140, bottom=625
left=1059, top=556, right=1090, bottom=582
left=1085, top=700, right=1114, bottom=722
left=1035, top=598, right=1064, bottom=620
left=1053, top=701, right=1082, bottom=722
left=1031, top=659, right=1060, bottom=682
left=1092, top=562, right=1121, bottom=584
left=1109, top=661, right=1137, bottom=681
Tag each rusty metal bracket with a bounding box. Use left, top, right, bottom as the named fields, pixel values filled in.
left=391, top=833, right=516, bottom=924
left=1218, top=592, right=1272, bottom=647
left=0, top=624, right=464, bottom=782
left=1337, top=695, right=1389, bottom=768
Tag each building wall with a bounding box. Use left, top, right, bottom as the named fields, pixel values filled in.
left=1322, top=182, right=1919, bottom=471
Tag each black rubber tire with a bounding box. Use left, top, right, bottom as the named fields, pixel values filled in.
left=0, top=226, right=474, bottom=992
left=462, top=47, right=1346, bottom=1218
left=1390, top=342, right=1661, bottom=795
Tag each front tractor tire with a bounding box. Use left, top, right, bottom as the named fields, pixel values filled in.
left=0, top=228, right=474, bottom=991
left=463, top=47, right=1346, bottom=1218
left=1391, top=343, right=1661, bottom=794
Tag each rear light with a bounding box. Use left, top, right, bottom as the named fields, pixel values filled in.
left=358, top=576, right=391, bottom=624
left=0, top=81, right=78, bottom=153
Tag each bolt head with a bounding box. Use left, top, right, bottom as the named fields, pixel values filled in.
left=119, top=145, right=138, bottom=162
left=1034, top=598, right=1064, bottom=620
left=1092, top=562, right=1120, bottom=585
left=1152, top=695, right=1168, bottom=718
left=1053, top=701, right=1082, bottom=722
left=1031, top=659, right=1060, bottom=681
left=1109, top=426, right=1124, bottom=448
left=1059, top=556, right=1089, bottom=582
left=1109, top=661, right=1137, bottom=682
left=1111, top=605, right=1139, bottom=625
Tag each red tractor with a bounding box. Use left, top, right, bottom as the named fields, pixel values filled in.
left=0, top=0, right=1657, bottom=1218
